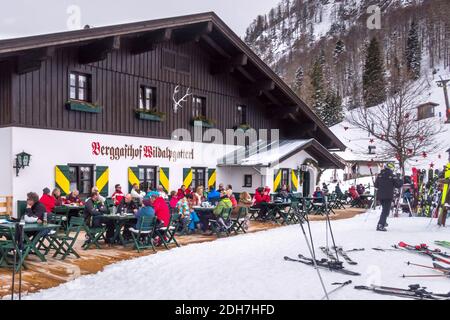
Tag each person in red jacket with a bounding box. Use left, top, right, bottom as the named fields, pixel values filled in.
left=111, top=184, right=124, bottom=205
left=254, top=186, right=271, bottom=220
left=349, top=185, right=360, bottom=200
left=177, top=185, right=187, bottom=200
left=149, top=192, right=170, bottom=227
left=40, top=187, right=56, bottom=213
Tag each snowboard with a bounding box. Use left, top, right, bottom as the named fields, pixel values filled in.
left=438, top=163, right=450, bottom=226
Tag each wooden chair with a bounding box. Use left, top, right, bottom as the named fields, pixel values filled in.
left=230, top=207, right=249, bottom=234
left=209, top=207, right=233, bottom=237
left=155, top=214, right=180, bottom=250
left=82, top=219, right=107, bottom=250
left=51, top=217, right=84, bottom=260
left=129, top=216, right=157, bottom=253
left=17, top=200, right=27, bottom=219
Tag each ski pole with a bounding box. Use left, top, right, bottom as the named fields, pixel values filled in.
left=402, top=274, right=450, bottom=278
left=321, top=280, right=352, bottom=300
left=406, top=261, right=449, bottom=273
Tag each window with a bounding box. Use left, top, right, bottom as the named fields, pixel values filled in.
left=368, top=145, right=376, bottom=154
left=280, top=169, right=290, bottom=189
left=177, top=54, right=191, bottom=73
left=244, top=175, right=252, bottom=188
left=68, top=165, right=94, bottom=196
left=139, top=86, right=156, bottom=111
left=138, top=166, right=157, bottom=192
left=162, top=49, right=191, bottom=74
left=192, top=168, right=206, bottom=190
left=236, top=105, right=247, bottom=124
left=162, top=49, right=176, bottom=70
left=417, top=104, right=436, bottom=120
left=192, top=96, right=206, bottom=118
left=69, top=72, right=91, bottom=102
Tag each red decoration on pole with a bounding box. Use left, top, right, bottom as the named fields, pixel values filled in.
left=369, top=139, right=374, bottom=143
left=344, top=127, right=349, bottom=131
left=430, top=163, right=434, bottom=168
left=422, top=152, right=427, bottom=158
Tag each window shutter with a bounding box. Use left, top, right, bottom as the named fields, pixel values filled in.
left=183, top=168, right=193, bottom=188
left=208, top=168, right=216, bottom=190
left=55, top=165, right=71, bottom=196
left=273, top=169, right=281, bottom=193
left=159, top=167, right=170, bottom=194
left=291, top=169, right=299, bottom=192
left=96, top=166, right=109, bottom=197
left=128, top=167, right=140, bottom=193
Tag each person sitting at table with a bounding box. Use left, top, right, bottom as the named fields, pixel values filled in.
left=185, top=194, right=201, bottom=233
left=131, top=183, right=145, bottom=202
left=83, top=192, right=113, bottom=243
left=231, top=191, right=253, bottom=222
left=176, top=185, right=188, bottom=200
left=133, top=198, right=155, bottom=230
left=117, top=194, right=138, bottom=215
left=277, top=184, right=291, bottom=202
left=169, top=191, right=178, bottom=210
left=193, top=186, right=205, bottom=206
left=313, top=187, right=324, bottom=203
left=349, top=185, right=360, bottom=200
left=254, top=186, right=271, bottom=220
left=65, top=189, right=81, bottom=205
left=24, top=192, right=46, bottom=224
left=148, top=191, right=171, bottom=228
left=92, top=186, right=105, bottom=204
left=52, top=188, right=64, bottom=207
left=322, top=183, right=329, bottom=195
left=40, top=187, right=55, bottom=213
left=207, top=187, right=220, bottom=205
left=157, top=185, right=169, bottom=200
left=335, top=183, right=344, bottom=199
left=356, top=184, right=365, bottom=196
left=211, top=191, right=233, bottom=230
left=111, top=184, right=124, bottom=206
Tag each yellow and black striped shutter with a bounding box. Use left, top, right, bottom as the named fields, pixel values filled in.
left=273, top=169, right=281, bottom=193
left=159, top=167, right=170, bottom=193
left=55, top=165, right=71, bottom=196
left=96, top=166, right=109, bottom=197
left=291, top=169, right=299, bottom=192
left=208, top=168, right=216, bottom=190
left=183, top=168, right=193, bottom=188
left=128, top=167, right=140, bottom=192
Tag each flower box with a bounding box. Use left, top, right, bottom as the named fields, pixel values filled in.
left=135, top=110, right=165, bottom=122
left=66, top=100, right=102, bottom=113
left=192, top=120, right=214, bottom=128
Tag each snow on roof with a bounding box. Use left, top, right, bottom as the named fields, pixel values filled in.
left=218, top=139, right=313, bottom=167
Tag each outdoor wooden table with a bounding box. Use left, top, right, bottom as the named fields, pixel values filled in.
left=0, top=222, right=59, bottom=264
left=102, top=214, right=137, bottom=245
left=193, top=206, right=216, bottom=232
left=352, top=195, right=374, bottom=209
left=264, top=202, right=292, bottom=224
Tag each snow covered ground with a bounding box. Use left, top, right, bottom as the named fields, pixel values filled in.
left=22, top=211, right=450, bottom=300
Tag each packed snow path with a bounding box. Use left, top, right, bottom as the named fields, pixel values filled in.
left=24, top=211, right=450, bottom=300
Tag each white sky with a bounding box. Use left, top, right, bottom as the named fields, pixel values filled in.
left=0, top=0, right=279, bottom=39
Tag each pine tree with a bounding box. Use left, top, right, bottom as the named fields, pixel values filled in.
left=322, top=91, right=344, bottom=126
left=333, top=39, right=345, bottom=62
left=363, top=37, right=387, bottom=108
left=294, top=66, right=304, bottom=92
left=310, top=55, right=326, bottom=118
left=405, top=20, right=421, bottom=80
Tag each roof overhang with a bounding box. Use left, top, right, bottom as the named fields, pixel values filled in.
left=0, top=12, right=345, bottom=151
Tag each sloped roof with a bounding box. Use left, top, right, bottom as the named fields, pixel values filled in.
left=0, top=12, right=345, bottom=151
left=218, top=139, right=344, bottom=169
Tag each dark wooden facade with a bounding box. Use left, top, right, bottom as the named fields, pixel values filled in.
left=0, top=12, right=345, bottom=150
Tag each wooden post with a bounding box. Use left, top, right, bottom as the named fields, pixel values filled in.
left=0, top=195, right=13, bottom=217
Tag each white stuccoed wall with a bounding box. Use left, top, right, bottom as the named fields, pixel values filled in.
left=0, top=127, right=13, bottom=197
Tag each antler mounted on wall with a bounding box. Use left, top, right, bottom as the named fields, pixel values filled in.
left=172, top=85, right=192, bottom=114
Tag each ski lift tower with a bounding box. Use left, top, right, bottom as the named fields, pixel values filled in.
left=436, top=77, right=450, bottom=123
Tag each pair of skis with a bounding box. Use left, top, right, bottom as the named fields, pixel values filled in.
left=284, top=254, right=361, bottom=276
left=435, top=240, right=450, bottom=250
left=355, top=284, right=450, bottom=300
left=397, top=242, right=450, bottom=264
left=320, top=246, right=358, bottom=265
left=403, top=261, right=450, bottom=278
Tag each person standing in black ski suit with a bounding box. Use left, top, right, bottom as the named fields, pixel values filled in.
left=374, top=163, right=403, bottom=231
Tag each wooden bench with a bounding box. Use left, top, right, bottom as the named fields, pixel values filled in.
left=0, top=195, right=13, bottom=217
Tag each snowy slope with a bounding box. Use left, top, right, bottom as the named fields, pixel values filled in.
left=330, top=67, right=450, bottom=175
left=22, top=213, right=450, bottom=300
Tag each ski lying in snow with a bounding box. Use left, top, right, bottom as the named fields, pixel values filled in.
left=397, top=242, right=450, bottom=265
left=372, top=247, right=401, bottom=252
left=345, top=248, right=365, bottom=253
left=320, top=246, right=338, bottom=261
left=283, top=255, right=361, bottom=276
left=321, top=280, right=352, bottom=300
left=354, top=284, right=450, bottom=300
left=435, top=241, right=450, bottom=250
left=334, top=246, right=358, bottom=265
